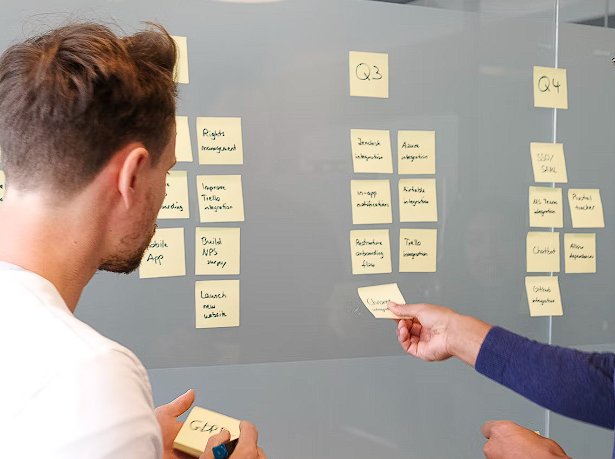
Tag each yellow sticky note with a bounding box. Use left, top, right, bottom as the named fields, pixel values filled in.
left=175, top=116, right=193, bottom=162
left=568, top=189, right=605, bottom=228
left=529, top=186, right=563, bottom=228
left=195, top=280, right=240, bottom=328
left=350, top=180, right=392, bottom=225
left=399, top=179, right=437, bottom=222
left=358, top=283, right=409, bottom=319
left=529, top=142, right=567, bottom=183
left=197, top=175, right=245, bottom=223
left=398, top=131, right=435, bottom=175
left=564, top=233, right=596, bottom=274
left=197, top=117, right=243, bottom=165
left=533, top=66, right=568, bottom=109
left=525, top=276, right=563, bottom=317
left=195, top=227, right=240, bottom=275
left=350, top=229, right=391, bottom=275
left=159, top=171, right=190, bottom=219
left=526, top=231, right=560, bottom=273
left=0, top=170, right=5, bottom=208
left=399, top=228, right=437, bottom=272
left=350, top=129, right=392, bottom=173
left=349, top=51, right=389, bottom=98
left=171, top=36, right=189, bottom=84
left=139, top=227, right=186, bottom=279
left=173, top=407, right=240, bottom=458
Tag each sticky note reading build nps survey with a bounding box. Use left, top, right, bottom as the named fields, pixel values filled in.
left=530, top=142, right=567, bottom=183
left=195, top=227, right=240, bottom=275
left=533, top=66, right=568, bottom=109
left=197, top=117, right=243, bottom=165
left=525, top=276, right=563, bottom=317
left=350, top=129, right=392, bottom=174
left=175, top=116, right=193, bottom=162
left=171, top=36, right=189, bottom=84
left=358, top=283, right=408, bottom=319
left=529, top=186, right=563, bottom=228
left=565, top=233, right=596, bottom=274
left=568, top=189, right=605, bottom=228
left=399, top=228, right=437, bottom=272
left=526, top=231, right=560, bottom=273
left=398, top=130, right=436, bottom=175
left=399, top=179, right=437, bottom=222
left=158, top=171, right=190, bottom=219
left=195, top=280, right=240, bottom=328
left=139, top=227, right=186, bottom=279
left=174, top=407, right=241, bottom=458
left=350, top=180, right=392, bottom=225
left=197, top=175, right=245, bottom=223
left=350, top=229, right=392, bottom=275
left=349, top=51, right=389, bottom=98
left=0, top=170, right=5, bottom=208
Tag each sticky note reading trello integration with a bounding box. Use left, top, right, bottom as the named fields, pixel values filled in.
left=350, top=180, right=392, bottom=224
left=350, top=229, right=392, bottom=275
left=195, top=280, right=240, bottom=328
left=358, top=283, right=408, bottom=319
left=197, top=117, right=243, bottom=165
left=139, top=228, right=186, bottom=279
left=197, top=175, right=245, bottom=223
left=565, top=233, right=596, bottom=274
left=350, top=129, right=392, bottom=173
left=526, top=231, right=560, bottom=273
left=398, top=179, right=437, bottom=222
left=0, top=170, right=5, bottom=208
left=525, top=276, right=563, bottom=317
left=399, top=228, right=437, bottom=272
left=171, top=36, right=189, bottom=84
left=195, top=227, right=240, bottom=275
left=533, top=66, right=568, bottom=109
left=159, top=171, right=190, bottom=219
left=173, top=407, right=241, bottom=458
left=349, top=51, right=389, bottom=98
left=529, top=187, right=563, bottom=228
left=568, top=189, right=605, bottom=228
left=529, top=142, right=567, bottom=183
left=398, top=130, right=435, bottom=175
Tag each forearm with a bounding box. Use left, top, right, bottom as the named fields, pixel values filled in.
left=446, top=313, right=493, bottom=367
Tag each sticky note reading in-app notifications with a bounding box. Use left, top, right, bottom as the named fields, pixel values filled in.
left=349, top=51, right=389, bottom=98
left=195, top=227, right=240, bottom=275
left=350, top=180, right=392, bottom=225
left=533, top=66, right=568, bottom=109
left=171, top=36, right=189, bottom=84
left=139, top=227, right=186, bottom=279
left=175, top=116, right=193, bottom=162
left=197, top=175, right=245, bottom=223
left=358, top=283, right=408, bottom=319
left=399, top=228, right=437, bottom=272
left=529, top=187, right=563, bottom=228
left=0, top=170, right=5, bottom=208
left=526, top=231, right=560, bottom=273
left=565, top=233, right=596, bottom=274
left=350, top=229, right=392, bottom=275
left=398, top=130, right=435, bottom=175
left=158, top=171, right=190, bottom=219
left=173, top=407, right=241, bottom=458
left=350, top=129, right=392, bottom=174
left=568, top=189, right=605, bottom=228
left=195, top=280, right=240, bottom=329
left=530, top=142, right=567, bottom=183
left=197, top=117, right=243, bottom=165
left=525, top=276, right=563, bottom=317
left=399, top=179, right=437, bottom=222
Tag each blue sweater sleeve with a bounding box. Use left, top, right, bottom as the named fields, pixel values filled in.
left=475, top=326, right=615, bottom=429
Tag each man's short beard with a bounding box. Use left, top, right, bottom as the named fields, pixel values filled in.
left=98, top=223, right=157, bottom=274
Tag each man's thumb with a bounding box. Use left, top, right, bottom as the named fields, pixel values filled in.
left=160, top=389, right=195, bottom=417
left=387, top=301, right=417, bottom=319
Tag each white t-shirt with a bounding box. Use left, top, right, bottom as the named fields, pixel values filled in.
left=0, top=262, right=163, bottom=458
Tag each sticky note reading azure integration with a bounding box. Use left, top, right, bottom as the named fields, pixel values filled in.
left=533, top=66, right=567, bottom=109
left=195, top=280, right=240, bottom=329
left=139, top=228, right=186, bottom=279
left=529, top=142, right=567, bottom=183
left=525, top=276, right=563, bottom=317
left=350, top=129, right=392, bottom=173
left=565, top=233, right=596, bottom=274
left=350, top=229, right=392, bottom=275
left=195, top=227, right=240, bottom=275
left=350, top=180, right=392, bottom=225
left=358, top=283, right=407, bottom=319
left=174, top=406, right=240, bottom=458
left=197, top=175, right=245, bottom=223
left=399, top=179, right=437, bottom=222
left=529, top=186, right=563, bottom=228
left=349, top=51, right=389, bottom=98
left=159, top=171, right=190, bottom=219
left=197, top=117, right=243, bottom=165
left=171, top=36, right=189, bottom=84
left=398, top=131, right=436, bottom=175
left=568, top=189, right=604, bottom=228
left=399, top=228, right=437, bottom=272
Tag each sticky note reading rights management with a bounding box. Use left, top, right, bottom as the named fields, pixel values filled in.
left=358, top=283, right=408, bottom=319
left=197, top=117, right=243, bottom=165
left=174, top=406, right=240, bottom=458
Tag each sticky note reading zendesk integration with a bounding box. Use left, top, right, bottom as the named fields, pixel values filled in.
left=197, top=117, right=243, bottom=165
left=349, top=51, right=389, bottom=98
left=533, top=66, right=568, bottom=109
left=529, top=186, right=563, bottom=228
left=158, top=171, right=190, bottom=219
left=350, top=180, right=392, bottom=225
left=357, top=283, right=408, bottom=319
left=197, top=175, right=245, bottom=223
left=350, top=229, right=391, bottom=275
left=565, top=233, right=596, bottom=273
left=398, top=130, right=435, bottom=175
left=399, top=179, right=437, bottom=222
left=525, top=276, right=563, bottom=317
left=195, top=280, right=240, bottom=329
left=173, top=406, right=241, bottom=458
left=399, top=228, right=437, bottom=272
left=175, top=116, right=193, bottom=162
left=195, top=227, right=240, bottom=275
left=0, top=170, right=5, bottom=208
left=350, top=129, right=392, bottom=173
left=139, top=227, right=186, bottom=279
left=530, top=142, right=567, bottom=183
left=171, top=36, right=189, bottom=84
left=526, top=231, right=560, bottom=273
left=568, top=189, right=605, bottom=228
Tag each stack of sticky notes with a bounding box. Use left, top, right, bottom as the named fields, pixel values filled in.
left=174, top=407, right=241, bottom=457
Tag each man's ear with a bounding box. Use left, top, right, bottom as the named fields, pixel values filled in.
left=117, top=146, right=149, bottom=209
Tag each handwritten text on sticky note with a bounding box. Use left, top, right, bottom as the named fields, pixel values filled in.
left=358, top=283, right=408, bottom=319
left=568, top=189, right=604, bottom=228
left=529, top=186, right=563, bottom=228
left=197, top=175, right=245, bottom=223
left=349, top=51, right=389, bottom=98
left=525, top=276, right=563, bottom=317
left=350, top=229, right=392, bottom=275
left=564, top=233, right=596, bottom=273
left=350, top=129, right=392, bottom=173
left=526, top=231, right=560, bottom=273
left=530, top=142, right=567, bottom=183
left=195, top=280, right=240, bottom=329
left=350, top=180, right=392, bottom=225
left=398, top=130, right=435, bottom=175
left=533, top=66, right=567, bottom=109
left=159, top=171, right=190, bottom=219
left=197, top=117, right=243, bottom=165
left=399, top=179, right=437, bottom=222
left=173, top=407, right=240, bottom=457
left=399, top=228, right=437, bottom=272
left=139, top=227, right=186, bottom=279
left=195, top=227, right=240, bottom=275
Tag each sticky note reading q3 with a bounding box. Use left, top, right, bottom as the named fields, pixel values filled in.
left=139, top=227, right=186, bottom=279
left=564, top=233, right=596, bottom=274
left=533, top=66, right=568, bottom=109
left=349, top=51, right=389, bottom=98
left=529, top=142, right=567, bottom=183
left=173, top=406, right=240, bottom=458
left=525, top=276, right=563, bottom=317
left=358, top=283, right=409, bottom=319
left=350, top=129, right=392, bottom=173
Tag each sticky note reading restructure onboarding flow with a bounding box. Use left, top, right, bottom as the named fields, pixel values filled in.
left=175, top=116, right=193, bottom=162
left=171, top=36, right=189, bottom=84
left=398, top=130, right=435, bottom=175
left=526, top=231, right=560, bottom=273
left=525, top=276, right=563, bottom=317
left=350, top=129, right=392, bottom=173
left=350, top=229, right=392, bottom=275
left=399, top=228, right=437, bottom=272
left=398, top=179, right=437, bottom=222
left=350, top=180, right=392, bottom=225
left=197, top=175, right=245, bottom=223
left=529, top=142, right=567, bottom=183
left=197, top=117, right=243, bottom=165
left=195, top=280, right=240, bottom=329
left=0, top=170, right=5, bottom=208
left=358, top=283, right=409, bottom=319
left=533, top=66, right=568, bottom=109
left=529, top=187, right=563, bottom=228
left=349, top=51, right=389, bottom=98
left=565, top=233, right=596, bottom=274
left=158, top=171, right=190, bottom=219
left=195, top=227, right=240, bottom=275
left=139, top=227, right=186, bottom=279
left=173, top=406, right=241, bottom=458
left=568, top=189, right=605, bottom=228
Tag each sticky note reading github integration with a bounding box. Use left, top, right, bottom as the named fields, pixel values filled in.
left=350, top=129, right=393, bottom=173
left=197, top=175, right=245, bottom=223
left=350, top=229, right=392, bottom=275
left=171, top=36, right=189, bottom=84
left=350, top=180, right=392, bottom=225
left=195, top=280, right=240, bottom=329
left=158, top=171, right=190, bottom=219
left=197, top=117, right=243, bottom=165
left=525, top=276, right=563, bottom=317
left=139, top=227, right=186, bottom=279
left=357, top=283, right=408, bottom=319
left=349, top=51, right=389, bottom=98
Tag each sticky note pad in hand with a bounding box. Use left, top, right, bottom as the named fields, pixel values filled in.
left=174, top=407, right=241, bottom=458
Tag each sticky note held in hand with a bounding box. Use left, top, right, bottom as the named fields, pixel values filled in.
left=174, top=407, right=241, bottom=458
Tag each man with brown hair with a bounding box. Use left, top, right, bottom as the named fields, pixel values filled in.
left=0, top=23, right=265, bottom=459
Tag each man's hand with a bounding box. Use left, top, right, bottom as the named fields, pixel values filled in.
left=201, top=421, right=267, bottom=459
left=482, top=421, right=570, bottom=459
left=155, top=389, right=197, bottom=459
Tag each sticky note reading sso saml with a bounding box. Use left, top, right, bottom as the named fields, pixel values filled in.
left=399, top=178, right=437, bottom=222
left=398, top=130, right=435, bottom=175
left=350, top=129, right=392, bottom=173
left=139, top=227, right=186, bottom=279
left=358, top=283, right=409, bottom=319
left=399, top=228, right=437, bottom=272
left=349, top=51, right=389, bottom=98
left=197, top=175, right=245, bottom=223
left=529, top=186, right=563, bottom=228
left=158, top=171, right=190, bottom=219
left=533, top=66, right=568, bottom=109
left=171, top=36, right=189, bottom=84
left=526, top=231, right=560, bottom=273
left=525, top=276, right=563, bottom=317
left=529, top=142, right=567, bottom=183
left=350, top=180, right=392, bottom=225
left=195, top=280, right=240, bottom=329
left=175, top=116, right=193, bottom=162
left=173, top=406, right=240, bottom=458
left=0, top=170, right=5, bottom=208
left=195, top=227, right=240, bottom=275
left=350, top=229, right=392, bottom=275
left=197, top=117, right=243, bottom=165
left=568, top=189, right=605, bottom=228
left=565, top=233, right=596, bottom=274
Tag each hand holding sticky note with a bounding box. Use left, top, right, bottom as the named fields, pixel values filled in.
left=358, top=283, right=409, bottom=319
left=174, top=407, right=240, bottom=457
